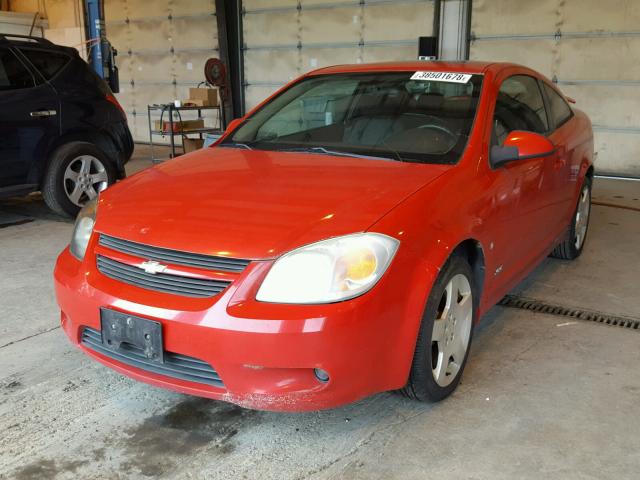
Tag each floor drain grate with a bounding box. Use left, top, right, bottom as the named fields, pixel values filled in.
left=499, top=295, right=640, bottom=331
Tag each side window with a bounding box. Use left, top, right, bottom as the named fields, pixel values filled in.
left=493, top=75, right=548, bottom=145
left=0, top=47, right=35, bottom=91
left=542, top=82, right=573, bottom=129
left=19, top=48, right=70, bottom=81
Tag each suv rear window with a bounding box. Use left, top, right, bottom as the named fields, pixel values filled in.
left=19, top=48, right=70, bottom=81
left=0, top=47, right=34, bottom=90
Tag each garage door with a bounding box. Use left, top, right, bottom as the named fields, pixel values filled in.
left=242, top=0, right=435, bottom=111
left=105, top=0, right=220, bottom=143
left=0, top=11, right=46, bottom=37
left=469, top=0, right=640, bottom=177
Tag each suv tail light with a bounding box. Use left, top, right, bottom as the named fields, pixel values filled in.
left=106, top=94, right=127, bottom=122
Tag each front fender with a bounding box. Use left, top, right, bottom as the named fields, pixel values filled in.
left=366, top=171, right=490, bottom=383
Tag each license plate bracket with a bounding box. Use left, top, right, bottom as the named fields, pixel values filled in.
left=100, top=308, right=164, bottom=364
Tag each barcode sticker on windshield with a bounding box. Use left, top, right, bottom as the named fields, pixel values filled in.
left=411, top=71, right=472, bottom=83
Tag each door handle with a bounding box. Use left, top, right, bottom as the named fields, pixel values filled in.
left=30, top=110, right=57, bottom=118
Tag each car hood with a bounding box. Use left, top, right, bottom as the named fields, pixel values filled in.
left=96, top=147, right=450, bottom=259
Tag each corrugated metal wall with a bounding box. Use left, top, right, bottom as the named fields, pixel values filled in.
left=0, top=10, right=47, bottom=35
left=242, top=0, right=435, bottom=110
left=105, top=0, right=219, bottom=142
left=470, top=0, right=640, bottom=176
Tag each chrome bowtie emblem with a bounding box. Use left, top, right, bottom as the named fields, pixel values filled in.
left=139, top=260, right=167, bottom=274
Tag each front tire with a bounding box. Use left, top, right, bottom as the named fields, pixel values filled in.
left=401, top=254, right=476, bottom=402
left=42, top=142, right=116, bottom=217
left=550, top=176, right=592, bottom=260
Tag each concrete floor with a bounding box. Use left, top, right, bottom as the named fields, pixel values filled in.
left=1, top=148, right=639, bottom=479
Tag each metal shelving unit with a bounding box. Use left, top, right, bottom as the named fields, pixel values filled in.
left=147, top=104, right=223, bottom=162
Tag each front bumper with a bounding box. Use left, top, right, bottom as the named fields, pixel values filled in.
left=54, top=240, right=429, bottom=411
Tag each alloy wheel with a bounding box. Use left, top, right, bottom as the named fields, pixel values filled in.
left=63, top=155, right=109, bottom=207
left=431, top=273, right=473, bottom=387
left=574, top=185, right=591, bottom=250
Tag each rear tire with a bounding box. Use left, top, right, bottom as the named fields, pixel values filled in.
left=42, top=142, right=116, bottom=217
left=401, top=254, right=477, bottom=402
left=550, top=176, right=592, bottom=260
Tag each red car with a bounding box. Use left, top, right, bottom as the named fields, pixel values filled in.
left=54, top=62, right=593, bottom=411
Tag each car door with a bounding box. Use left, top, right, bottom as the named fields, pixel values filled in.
left=0, top=46, right=59, bottom=188
left=540, top=81, right=577, bottom=225
left=485, top=74, right=555, bottom=287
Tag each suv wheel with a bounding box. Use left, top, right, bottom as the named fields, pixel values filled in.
left=42, top=142, right=116, bottom=217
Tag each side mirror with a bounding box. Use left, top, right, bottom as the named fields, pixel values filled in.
left=208, top=117, right=244, bottom=148
left=490, top=130, right=555, bottom=168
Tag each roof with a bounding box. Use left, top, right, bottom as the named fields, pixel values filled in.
left=308, top=61, right=516, bottom=76
left=0, top=34, right=54, bottom=46
left=0, top=34, right=76, bottom=55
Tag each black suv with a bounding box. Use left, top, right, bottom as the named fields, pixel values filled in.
left=0, top=34, right=133, bottom=216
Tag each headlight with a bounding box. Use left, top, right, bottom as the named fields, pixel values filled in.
left=256, top=233, right=399, bottom=304
left=69, top=198, right=98, bottom=260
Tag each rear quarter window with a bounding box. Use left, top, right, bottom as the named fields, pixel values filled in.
left=0, top=47, right=34, bottom=90
left=493, top=74, right=549, bottom=145
left=19, top=48, right=71, bottom=81
left=542, top=82, right=573, bottom=129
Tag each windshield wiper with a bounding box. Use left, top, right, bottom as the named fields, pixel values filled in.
left=277, top=146, right=394, bottom=161
left=222, top=142, right=253, bottom=150
left=377, top=140, right=405, bottom=163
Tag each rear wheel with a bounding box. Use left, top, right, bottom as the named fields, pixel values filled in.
left=550, top=176, right=592, bottom=260
left=42, top=142, right=116, bottom=217
left=401, top=254, right=476, bottom=402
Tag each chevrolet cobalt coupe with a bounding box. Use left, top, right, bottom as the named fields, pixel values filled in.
left=54, top=62, right=593, bottom=411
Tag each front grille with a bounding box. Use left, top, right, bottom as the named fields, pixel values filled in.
left=96, top=255, right=231, bottom=298
left=99, top=234, right=251, bottom=273
left=81, top=327, right=224, bottom=387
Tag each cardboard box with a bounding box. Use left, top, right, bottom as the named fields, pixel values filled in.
left=188, top=87, right=219, bottom=107
left=154, top=119, right=205, bottom=133
left=183, top=138, right=204, bottom=153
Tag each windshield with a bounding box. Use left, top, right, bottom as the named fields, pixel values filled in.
left=222, top=71, right=483, bottom=164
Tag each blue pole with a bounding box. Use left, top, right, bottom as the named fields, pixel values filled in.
left=85, top=0, right=105, bottom=78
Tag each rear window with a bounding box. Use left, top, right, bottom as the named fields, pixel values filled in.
left=19, top=48, right=71, bottom=81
